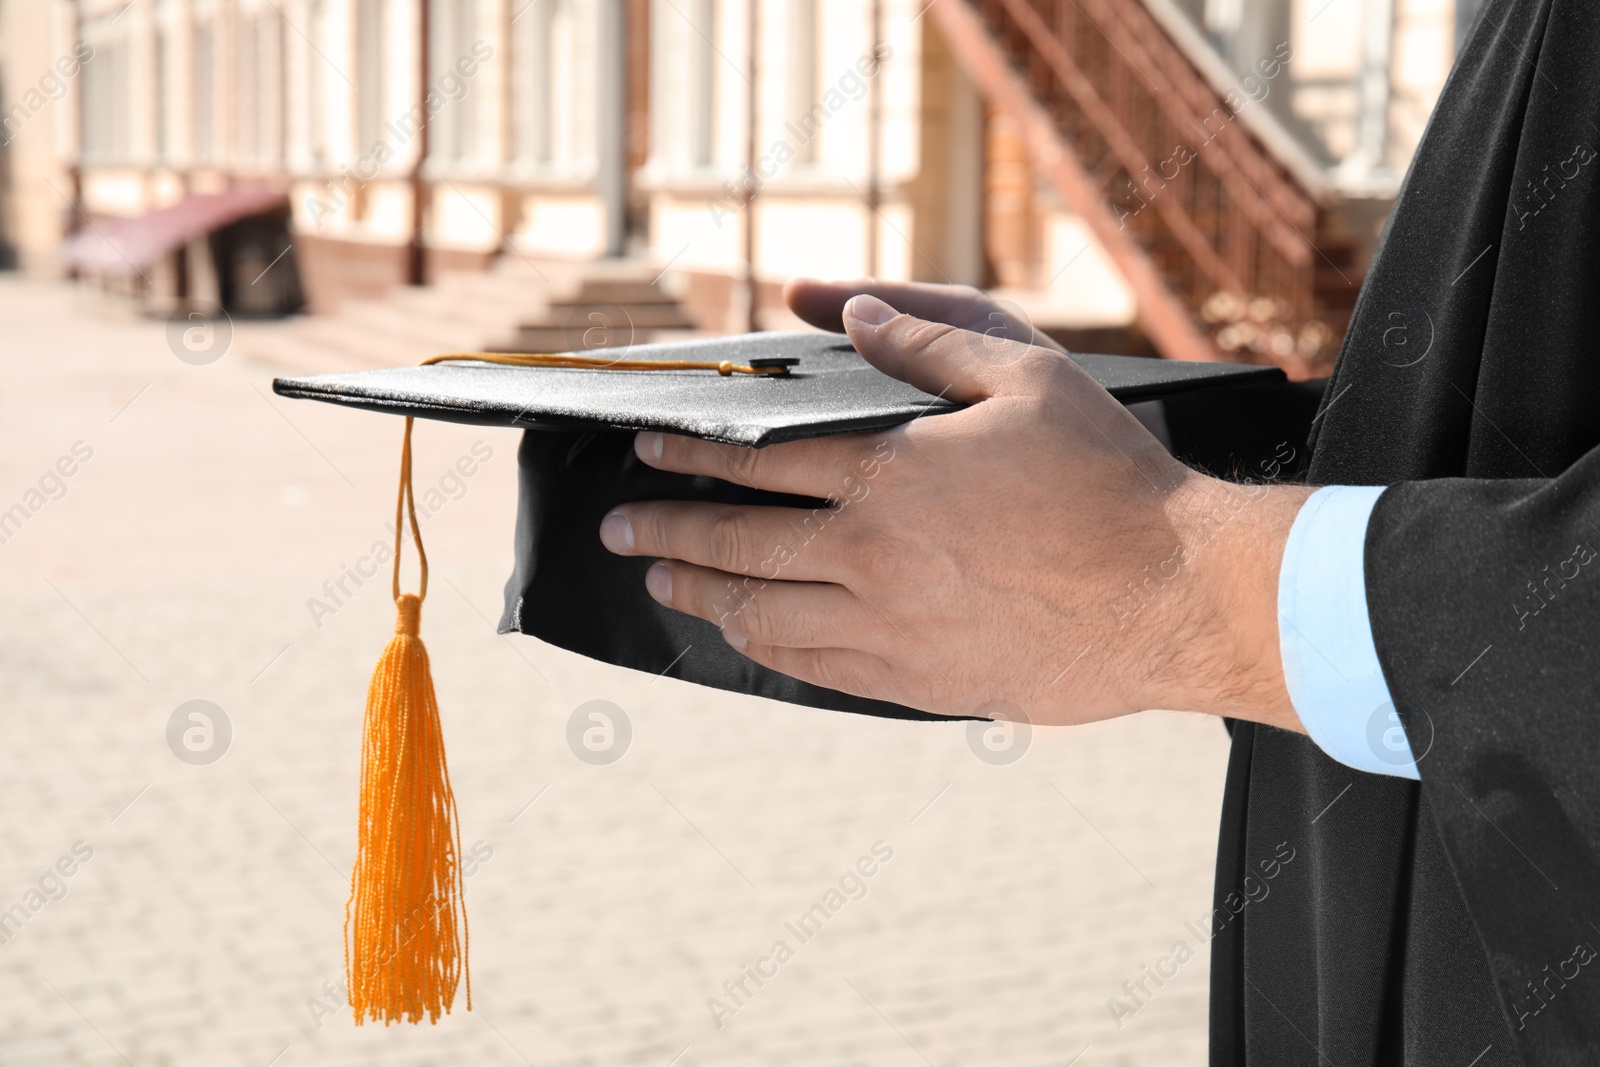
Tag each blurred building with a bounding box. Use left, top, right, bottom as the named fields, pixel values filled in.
left=3, top=0, right=1462, bottom=373
left=0, top=3, right=80, bottom=274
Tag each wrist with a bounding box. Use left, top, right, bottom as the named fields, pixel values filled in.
left=1152, top=473, right=1314, bottom=730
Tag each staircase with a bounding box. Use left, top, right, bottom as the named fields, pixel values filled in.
left=931, top=0, right=1366, bottom=375
left=241, top=257, right=697, bottom=374
left=500, top=263, right=698, bottom=354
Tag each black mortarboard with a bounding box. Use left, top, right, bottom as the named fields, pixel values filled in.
left=275, top=329, right=1291, bottom=1025
left=274, top=330, right=1284, bottom=723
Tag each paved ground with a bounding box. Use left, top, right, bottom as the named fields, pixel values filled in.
left=0, top=277, right=1232, bottom=1066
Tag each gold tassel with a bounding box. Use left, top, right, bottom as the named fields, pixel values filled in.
left=345, top=416, right=471, bottom=1025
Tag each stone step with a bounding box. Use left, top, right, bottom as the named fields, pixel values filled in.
left=336, top=298, right=502, bottom=352
left=503, top=324, right=694, bottom=352
left=390, top=285, right=552, bottom=336
left=498, top=253, right=659, bottom=285
left=239, top=323, right=379, bottom=374
left=434, top=267, right=552, bottom=306
left=246, top=254, right=702, bottom=372
left=535, top=301, right=695, bottom=332
left=562, top=280, right=680, bottom=306
left=292, top=314, right=442, bottom=364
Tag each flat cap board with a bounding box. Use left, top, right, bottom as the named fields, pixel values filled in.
left=273, top=331, right=1285, bottom=724
left=272, top=331, right=1284, bottom=445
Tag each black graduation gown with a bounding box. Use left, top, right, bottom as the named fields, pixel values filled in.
left=1209, top=1, right=1600, bottom=1063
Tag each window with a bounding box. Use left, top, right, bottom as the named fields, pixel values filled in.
left=685, top=0, right=714, bottom=168
left=357, top=0, right=386, bottom=153
left=153, top=30, right=167, bottom=162
left=513, top=0, right=592, bottom=170
left=239, top=17, right=260, bottom=163
left=428, top=0, right=478, bottom=163
left=305, top=1, right=326, bottom=166
left=82, top=22, right=129, bottom=163
left=513, top=0, right=558, bottom=164
left=261, top=15, right=284, bottom=166
left=81, top=37, right=104, bottom=159
left=236, top=14, right=284, bottom=167
left=787, top=0, right=819, bottom=166
left=650, top=0, right=718, bottom=173
left=193, top=22, right=214, bottom=163
left=1204, top=0, right=1243, bottom=50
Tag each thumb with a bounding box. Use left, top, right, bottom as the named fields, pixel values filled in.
left=843, top=293, right=1037, bottom=404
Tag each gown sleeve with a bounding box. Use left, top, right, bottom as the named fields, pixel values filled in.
left=1365, top=449, right=1600, bottom=1046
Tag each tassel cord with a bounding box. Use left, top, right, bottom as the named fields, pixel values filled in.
left=419, top=352, right=794, bottom=376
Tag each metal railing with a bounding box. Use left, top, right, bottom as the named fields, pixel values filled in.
left=933, top=0, right=1361, bottom=374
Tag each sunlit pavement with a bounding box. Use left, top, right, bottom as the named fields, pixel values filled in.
left=0, top=277, right=1229, bottom=1066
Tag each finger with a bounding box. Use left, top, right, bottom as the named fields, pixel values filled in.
left=785, top=277, right=1062, bottom=352
left=786, top=277, right=1066, bottom=355
left=784, top=277, right=985, bottom=332
left=634, top=429, right=867, bottom=499
left=842, top=295, right=1046, bottom=404
left=601, top=501, right=843, bottom=581
left=730, top=639, right=897, bottom=703
left=647, top=561, right=882, bottom=650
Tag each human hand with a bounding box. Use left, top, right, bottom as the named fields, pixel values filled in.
left=787, top=276, right=1174, bottom=448
left=599, top=293, right=1310, bottom=730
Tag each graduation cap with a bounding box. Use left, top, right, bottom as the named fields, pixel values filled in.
left=271, top=330, right=1282, bottom=1025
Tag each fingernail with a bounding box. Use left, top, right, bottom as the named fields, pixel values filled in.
left=846, top=294, right=896, bottom=327
left=645, top=561, right=672, bottom=603
left=723, top=629, right=747, bottom=651
left=600, top=511, right=634, bottom=552
left=636, top=431, right=664, bottom=463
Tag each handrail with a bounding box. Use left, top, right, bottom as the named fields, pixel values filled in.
left=993, top=0, right=1249, bottom=294
left=933, top=0, right=1361, bottom=372
left=929, top=0, right=1220, bottom=362
left=1137, top=0, right=1338, bottom=199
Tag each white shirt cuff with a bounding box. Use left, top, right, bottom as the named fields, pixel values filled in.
left=1278, top=485, right=1420, bottom=779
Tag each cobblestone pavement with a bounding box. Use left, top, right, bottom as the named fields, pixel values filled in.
left=0, top=278, right=1231, bottom=1066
